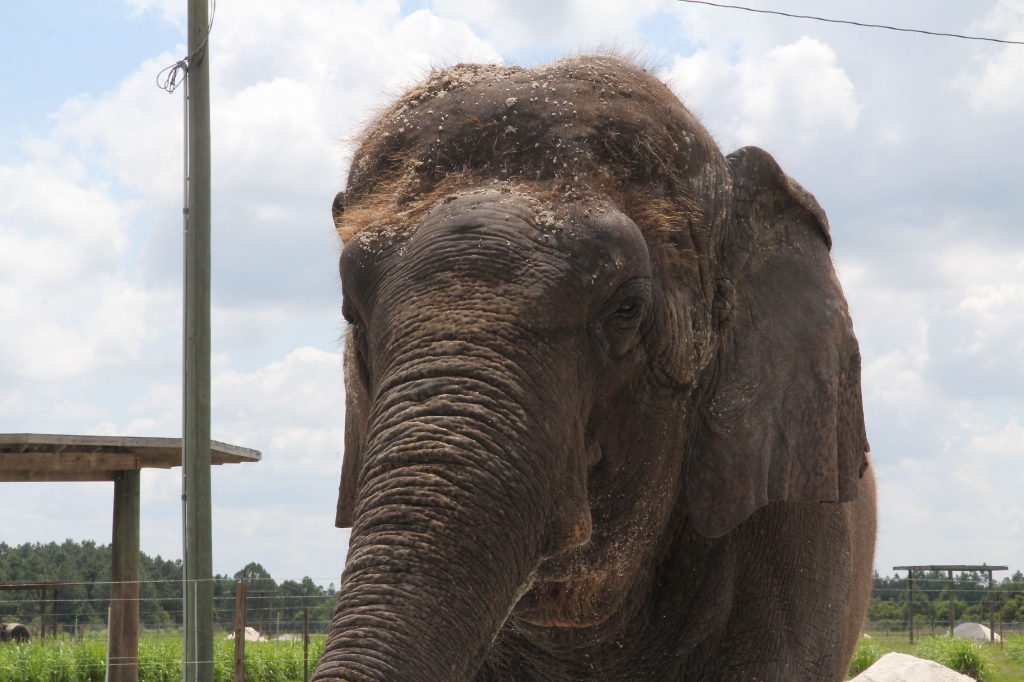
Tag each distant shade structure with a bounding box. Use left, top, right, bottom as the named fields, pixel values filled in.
left=953, top=622, right=1000, bottom=643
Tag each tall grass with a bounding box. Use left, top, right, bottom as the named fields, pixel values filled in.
left=1007, top=633, right=1024, bottom=667
left=0, top=634, right=325, bottom=682
left=0, top=638, right=106, bottom=682
left=915, top=635, right=993, bottom=680
left=848, top=634, right=884, bottom=676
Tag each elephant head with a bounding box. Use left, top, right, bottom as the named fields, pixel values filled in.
left=317, top=55, right=869, bottom=681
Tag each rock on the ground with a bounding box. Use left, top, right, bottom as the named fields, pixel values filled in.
left=850, top=652, right=975, bottom=681
left=226, top=626, right=265, bottom=642
left=953, top=622, right=1000, bottom=643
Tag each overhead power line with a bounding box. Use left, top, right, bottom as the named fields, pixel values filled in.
left=677, top=0, right=1024, bottom=46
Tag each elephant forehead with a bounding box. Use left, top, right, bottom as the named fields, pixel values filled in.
left=399, top=191, right=649, bottom=292
left=335, top=54, right=723, bottom=244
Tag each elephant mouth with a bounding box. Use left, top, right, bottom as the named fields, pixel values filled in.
left=513, top=580, right=614, bottom=628
left=512, top=560, right=626, bottom=629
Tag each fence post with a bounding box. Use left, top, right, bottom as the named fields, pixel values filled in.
left=999, top=612, right=1003, bottom=651
left=908, top=571, right=914, bottom=644
left=39, top=589, right=46, bottom=639
left=234, top=581, right=246, bottom=682
left=948, top=570, right=955, bottom=636
left=988, top=569, right=994, bottom=642
left=303, top=607, right=310, bottom=682
left=105, top=606, right=113, bottom=682
left=52, top=588, right=58, bottom=641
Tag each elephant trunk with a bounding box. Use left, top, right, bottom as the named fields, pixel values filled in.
left=314, top=362, right=553, bottom=681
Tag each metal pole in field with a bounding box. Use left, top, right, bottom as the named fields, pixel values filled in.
left=907, top=571, right=914, bottom=644
left=182, top=0, right=213, bottom=679
left=988, top=569, right=994, bottom=642
left=233, top=582, right=246, bottom=682
left=948, top=570, right=955, bottom=635
left=303, top=607, right=310, bottom=682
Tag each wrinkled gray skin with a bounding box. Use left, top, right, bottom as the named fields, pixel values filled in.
left=315, top=55, right=876, bottom=681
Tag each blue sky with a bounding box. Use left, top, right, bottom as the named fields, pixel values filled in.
left=1, top=0, right=1022, bottom=587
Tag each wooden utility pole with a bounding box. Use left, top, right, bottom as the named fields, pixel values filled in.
left=183, top=0, right=213, bottom=680
left=233, top=582, right=246, bottom=682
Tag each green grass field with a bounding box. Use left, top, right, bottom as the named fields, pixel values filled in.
left=0, top=632, right=325, bottom=682
left=849, top=632, right=1024, bottom=681
left=10, top=630, right=1019, bottom=682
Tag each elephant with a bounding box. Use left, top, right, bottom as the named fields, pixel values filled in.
left=0, top=622, right=30, bottom=643
left=316, top=55, right=876, bottom=682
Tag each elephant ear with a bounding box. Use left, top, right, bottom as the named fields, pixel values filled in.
left=335, top=326, right=369, bottom=528
left=686, top=146, right=869, bottom=538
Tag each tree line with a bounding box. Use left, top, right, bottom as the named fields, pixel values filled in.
left=869, top=569, right=1024, bottom=626
left=0, top=540, right=337, bottom=632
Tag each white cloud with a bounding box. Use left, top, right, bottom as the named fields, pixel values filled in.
left=967, top=416, right=1024, bottom=462
left=0, top=162, right=176, bottom=381
left=668, top=36, right=861, bottom=153
left=211, top=347, right=345, bottom=465
left=124, top=0, right=186, bottom=26
left=429, top=0, right=665, bottom=54
left=952, top=0, right=1024, bottom=113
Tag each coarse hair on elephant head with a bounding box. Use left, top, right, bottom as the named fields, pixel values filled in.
left=318, top=54, right=872, bottom=682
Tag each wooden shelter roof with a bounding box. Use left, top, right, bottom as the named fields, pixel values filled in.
left=0, top=433, right=261, bottom=482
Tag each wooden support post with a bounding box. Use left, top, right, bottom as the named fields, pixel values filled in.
left=303, top=607, right=310, bottom=682
left=52, top=588, right=58, bottom=639
left=233, top=582, right=246, bottom=682
left=948, top=570, right=955, bottom=636
left=989, top=570, right=995, bottom=642
left=999, top=612, right=1003, bottom=651
left=108, top=470, right=141, bottom=682
left=908, top=571, right=914, bottom=644
left=182, top=0, right=213, bottom=679
left=39, top=589, right=45, bottom=639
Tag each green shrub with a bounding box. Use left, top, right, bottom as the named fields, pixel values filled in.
left=1006, top=633, right=1024, bottom=667
left=915, top=635, right=992, bottom=680
left=848, top=634, right=883, bottom=676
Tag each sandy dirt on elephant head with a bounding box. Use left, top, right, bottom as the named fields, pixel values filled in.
left=334, top=55, right=723, bottom=389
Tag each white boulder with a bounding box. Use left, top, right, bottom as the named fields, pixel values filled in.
left=850, top=652, right=974, bottom=681
left=953, top=622, right=1000, bottom=643
left=226, top=626, right=266, bottom=642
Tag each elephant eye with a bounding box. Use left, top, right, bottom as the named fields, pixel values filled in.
left=614, top=300, right=641, bottom=320
left=343, top=300, right=371, bottom=387
left=595, top=277, right=650, bottom=358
